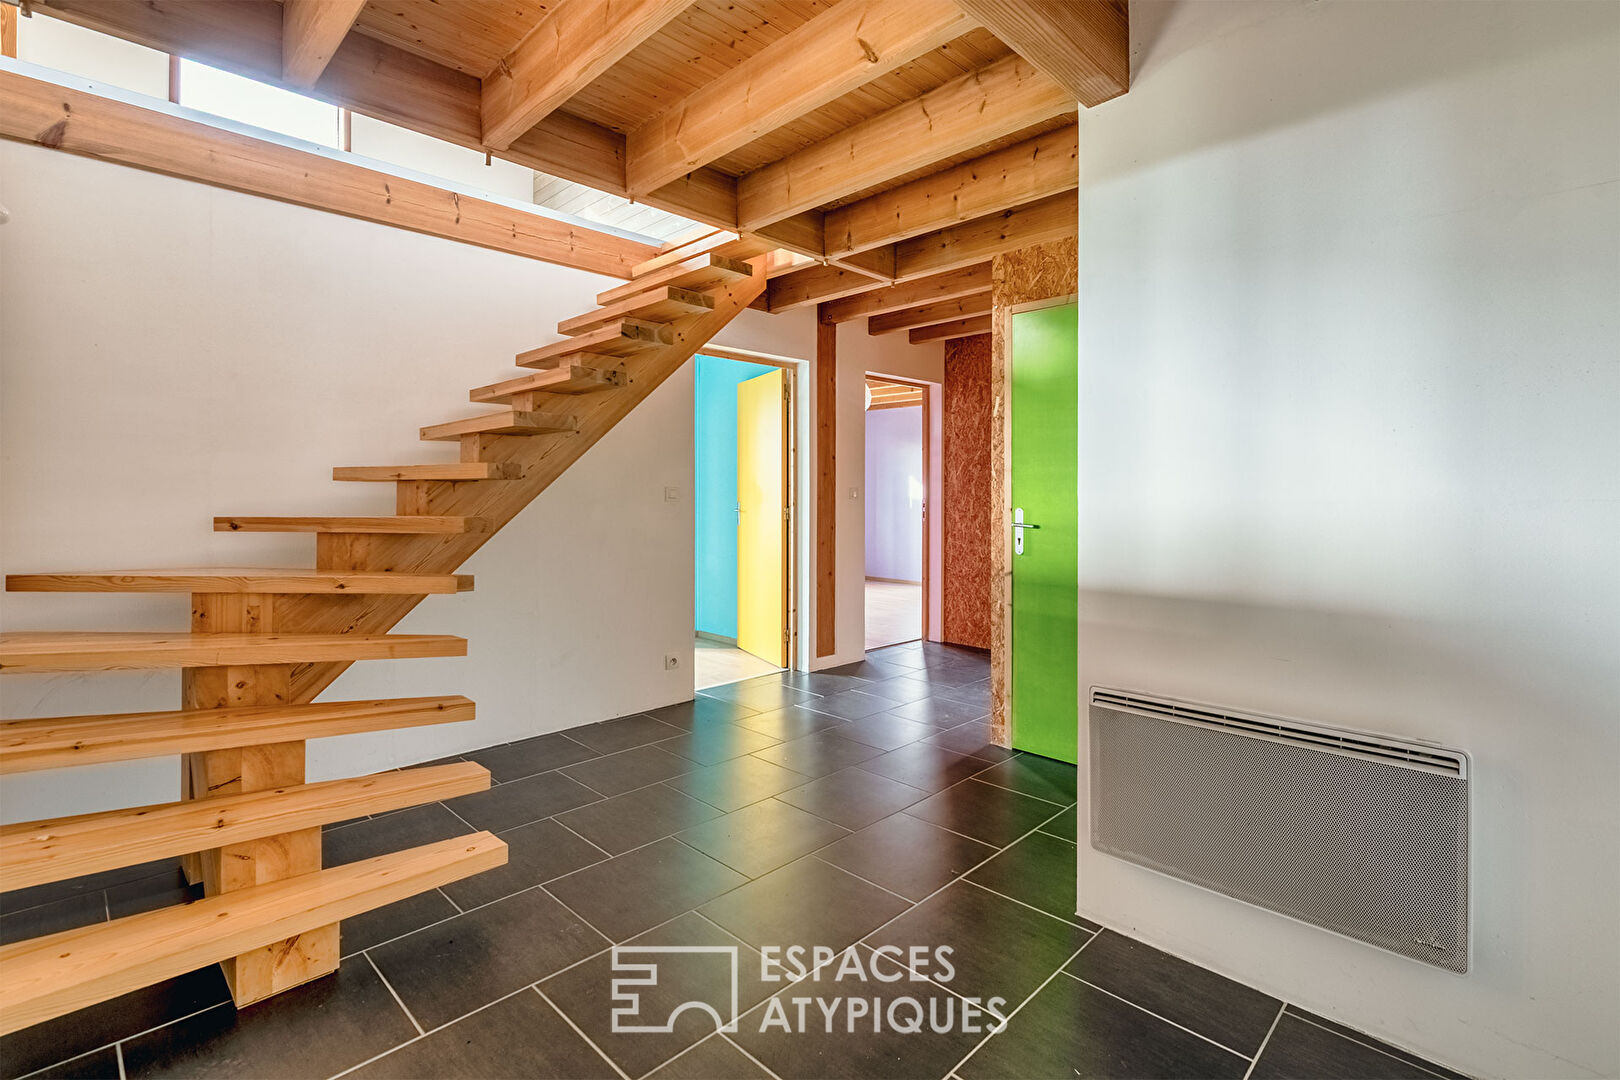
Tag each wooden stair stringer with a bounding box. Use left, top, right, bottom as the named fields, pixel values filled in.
left=278, top=254, right=772, bottom=703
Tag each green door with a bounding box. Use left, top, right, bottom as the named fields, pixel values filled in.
left=1009, top=302, right=1079, bottom=763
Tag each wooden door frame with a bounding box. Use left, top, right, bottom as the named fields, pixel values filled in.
left=698, top=345, right=805, bottom=672
left=863, top=373, right=934, bottom=645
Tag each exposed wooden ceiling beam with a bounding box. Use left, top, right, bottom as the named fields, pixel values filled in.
left=909, top=315, right=992, bottom=343
left=481, top=0, right=692, bottom=152
left=819, top=264, right=992, bottom=322
left=736, top=55, right=1074, bottom=231
left=625, top=0, right=974, bottom=197
left=951, top=0, right=1129, bottom=107
left=281, top=0, right=366, bottom=89
left=894, top=191, right=1077, bottom=279
left=766, top=264, right=889, bottom=313
left=825, top=125, right=1077, bottom=258
left=868, top=292, right=991, bottom=335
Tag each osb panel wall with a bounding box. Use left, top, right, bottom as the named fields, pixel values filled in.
left=941, top=333, right=992, bottom=650
left=989, top=236, right=1079, bottom=746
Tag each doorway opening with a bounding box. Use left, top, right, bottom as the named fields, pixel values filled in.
left=693, top=353, right=795, bottom=690
left=864, top=377, right=929, bottom=651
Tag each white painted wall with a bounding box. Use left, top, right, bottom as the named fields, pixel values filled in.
left=1075, top=3, right=1620, bottom=1078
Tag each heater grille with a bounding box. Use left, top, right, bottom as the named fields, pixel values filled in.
left=1090, top=689, right=1469, bottom=972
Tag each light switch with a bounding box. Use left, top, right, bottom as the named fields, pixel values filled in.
left=664, top=486, right=680, bottom=502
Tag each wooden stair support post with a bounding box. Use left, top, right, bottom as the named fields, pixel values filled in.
left=180, top=590, right=334, bottom=1006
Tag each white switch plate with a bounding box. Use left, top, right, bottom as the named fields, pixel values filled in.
left=664, top=486, right=679, bottom=502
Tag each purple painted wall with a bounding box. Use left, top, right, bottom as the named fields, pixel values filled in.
left=865, top=404, right=924, bottom=581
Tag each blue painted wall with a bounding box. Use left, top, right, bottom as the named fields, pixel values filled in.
left=694, top=353, right=774, bottom=639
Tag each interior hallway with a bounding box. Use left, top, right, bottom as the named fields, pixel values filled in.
left=865, top=579, right=921, bottom=651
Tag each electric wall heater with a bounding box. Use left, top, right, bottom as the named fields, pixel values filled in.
left=1089, top=688, right=1469, bottom=972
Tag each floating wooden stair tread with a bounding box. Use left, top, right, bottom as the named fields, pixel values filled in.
left=420, top=409, right=577, bottom=442
left=0, top=695, right=474, bottom=775
left=469, top=364, right=624, bottom=405
left=5, top=569, right=473, bottom=595
left=214, top=516, right=489, bottom=534
left=0, top=632, right=466, bottom=673
left=1, top=762, right=491, bottom=891
left=333, top=463, right=522, bottom=482
left=630, top=229, right=739, bottom=279
left=596, top=253, right=752, bottom=307
left=558, top=286, right=715, bottom=337
left=516, top=320, right=671, bottom=368
left=0, top=832, right=507, bottom=1036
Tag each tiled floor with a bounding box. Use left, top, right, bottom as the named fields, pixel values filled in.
left=864, top=580, right=921, bottom=650
left=0, top=642, right=1468, bottom=1080
left=694, top=637, right=782, bottom=691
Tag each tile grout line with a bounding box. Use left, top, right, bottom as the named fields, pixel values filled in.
left=533, top=985, right=632, bottom=1080
left=436, top=885, right=463, bottom=914
left=945, top=937, right=1095, bottom=1077
left=365, top=950, right=425, bottom=1037
left=552, top=815, right=617, bottom=858
left=807, top=853, right=917, bottom=904
left=1284, top=1008, right=1464, bottom=1080
left=1243, top=1003, right=1287, bottom=1080
left=325, top=980, right=548, bottom=1080
left=115, top=1041, right=126, bottom=1080
left=12, top=995, right=234, bottom=1080
left=1065, top=972, right=1254, bottom=1062
left=958, top=877, right=1094, bottom=932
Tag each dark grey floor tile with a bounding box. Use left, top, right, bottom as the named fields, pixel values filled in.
left=816, top=813, right=997, bottom=901
left=752, top=731, right=885, bottom=777
left=853, top=677, right=935, bottom=705
left=340, top=889, right=460, bottom=956
left=677, top=799, right=848, bottom=878
left=545, top=837, right=748, bottom=941
left=730, top=704, right=847, bottom=741
left=883, top=696, right=990, bottom=728
left=1070, top=930, right=1279, bottom=1055
left=904, top=778, right=1059, bottom=846
left=0, top=966, right=229, bottom=1080
left=699, top=857, right=910, bottom=953
left=821, top=658, right=914, bottom=681
left=1252, top=1010, right=1463, bottom=1080
left=556, top=784, right=723, bottom=855
left=959, top=971, right=1248, bottom=1080
left=830, top=711, right=936, bottom=750
left=22, top=1046, right=120, bottom=1079
left=923, top=721, right=1020, bottom=762
left=971, top=754, right=1076, bottom=805
left=444, top=771, right=601, bottom=833
left=867, top=881, right=1082, bottom=1006
left=857, top=744, right=994, bottom=793
left=542, top=912, right=776, bottom=1079
left=865, top=645, right=925, bottom=669
left=354, top=988, right=616, bottom=1080
left=699, top=680, right=819, bottom=713
left=1038, top=806, right=1077, bottom=841
left=775, top=768, right=932, bottom=830
left=0, top=890, right=106, bottom=946
left=326, top=803, right=473, bottom=866
left=907, top=663, right=990, bottom=689
left=732, top=958, right=986, bottom=1080
left=121, top=962, right=416, bottom=1080
left=665, top=757, right=816, bottom=812
left=647, top=697, right=761, bottom=730
left=656, top=721, right=781, bottom=765
left=441, top=818, right=606, bottom=908
left=648, top=1035, right=771, bottom=1079
left=0, top=857, right=179, bottom=917
left=368, top=887, right=608, bottom=1031
left=560, top=745, right=693, bottom=797
left=967, top=831, right=1085, bottom=927
left=464, top=732, right=599, bottom=782
left=105, top=868, right=203, bottom=920
left=569, top=713, right=687, bottom=754
left=780, top=671, right=877, bottom=695
left=801, top=690, right=895, bottom=720
left=933, top=680, right=991, bottom=710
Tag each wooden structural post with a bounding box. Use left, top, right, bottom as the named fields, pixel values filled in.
left=815, top=309, right=838, bottom=657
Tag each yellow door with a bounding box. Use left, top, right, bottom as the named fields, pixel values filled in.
left=736, top=368, right=788, bottom=667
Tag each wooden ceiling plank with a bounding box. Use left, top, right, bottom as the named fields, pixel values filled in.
left=825, top=124, right=1076, bottom=257
left=908, top=314, right=992, bottom=343
left=481, top=0, right=694, bottom=151
left=625, top=0, right=974, bottom=196
left=282, top=0, right=367, bottom=88
left=951, top=0, right=1129, bottom=107
left=736, top=54, right=1075, bottom=231
left=893, top=191, right=1077, bottom=279
left=867, top=291, right=991, bottom=335
left=819, top=264, right=991, bottom=322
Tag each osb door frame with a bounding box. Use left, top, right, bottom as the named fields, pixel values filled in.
left=988, top=238, right=1080, bottom=749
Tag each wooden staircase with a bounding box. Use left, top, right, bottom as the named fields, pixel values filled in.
left=0, top=234, right=775, bottom=1034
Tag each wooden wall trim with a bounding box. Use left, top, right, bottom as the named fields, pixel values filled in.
left=1, top=5, right=17, bottom=59
left=0, top=69, right=657, bottom=278
left=815, top=313, right=838, bottom=657
left=989, top=236, right=1079, bottom=748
